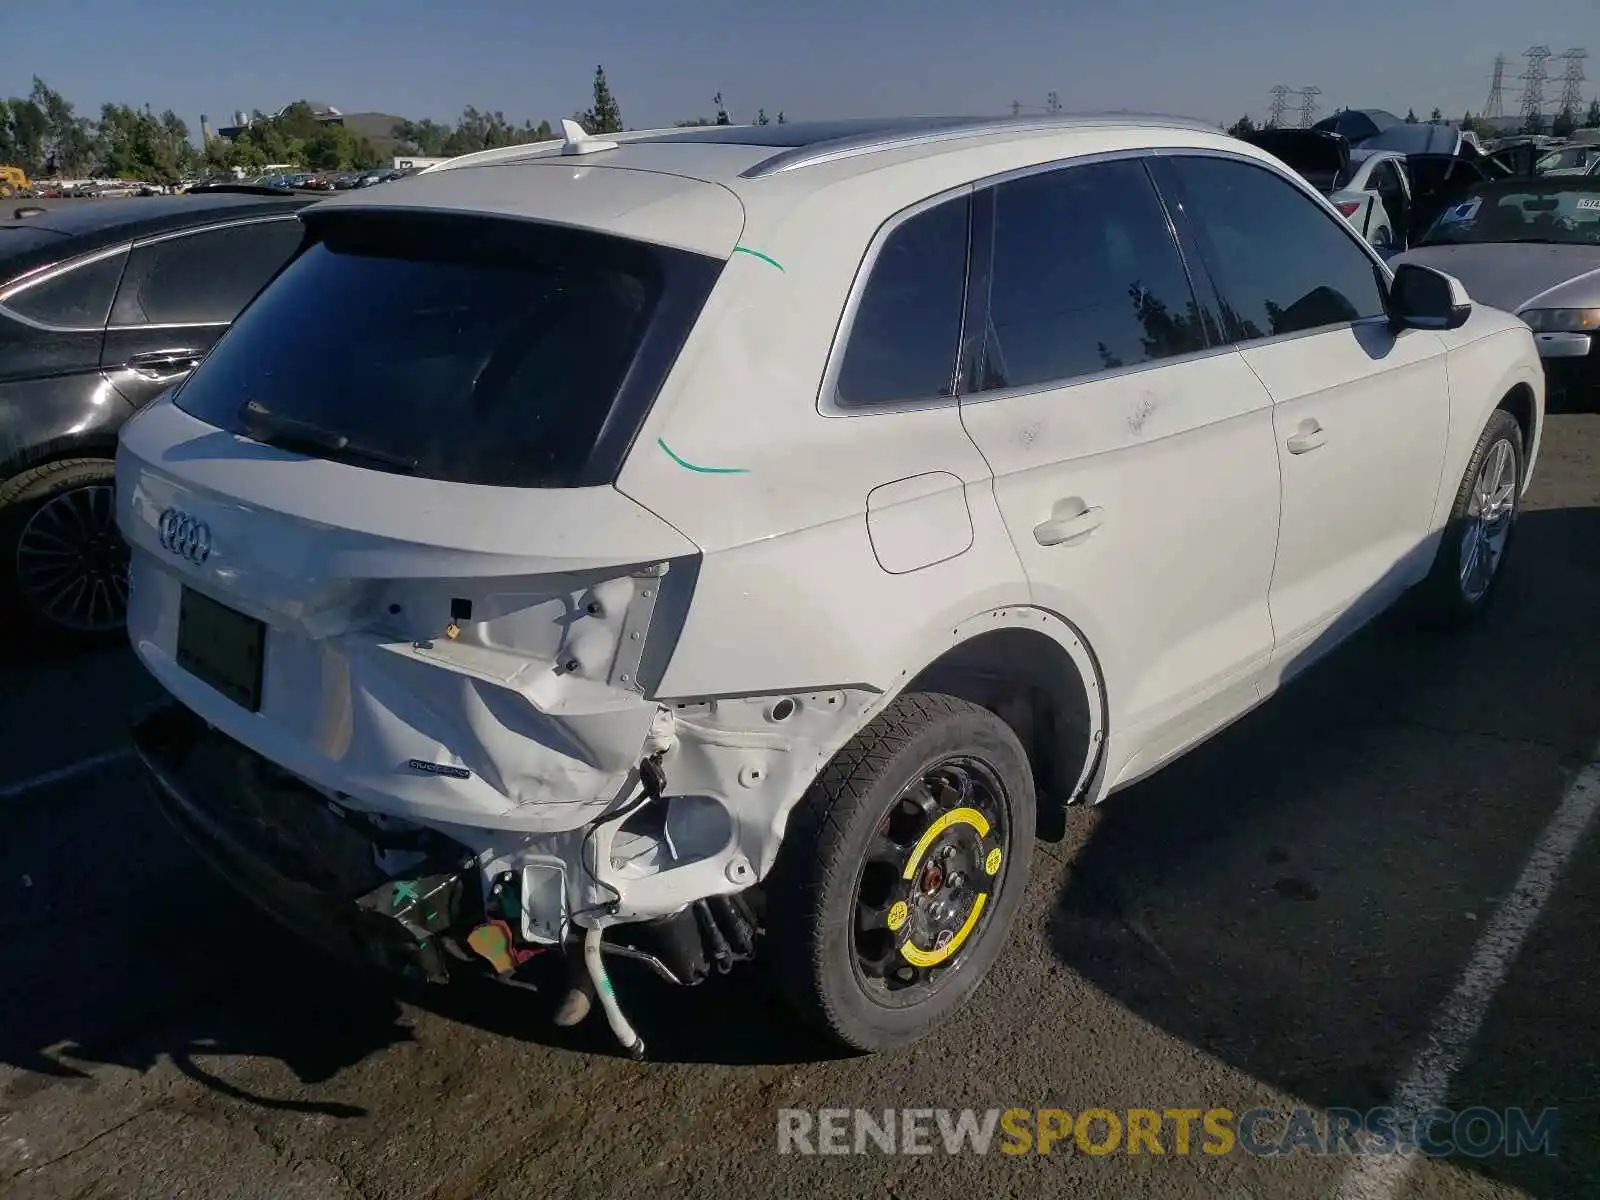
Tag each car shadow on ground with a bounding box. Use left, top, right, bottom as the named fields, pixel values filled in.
left=1049, top=505, right=1600, bottom=1198
left=0, top=756, right=837, bottom=1124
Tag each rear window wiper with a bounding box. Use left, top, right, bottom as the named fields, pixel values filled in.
left=238, top=399, right=418, bottom=473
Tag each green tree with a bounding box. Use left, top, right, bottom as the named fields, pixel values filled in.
left=1524, top=111, right=1547, bottom=136
left=1227, top=114, right=1257, bottom=137
left=1586, top=99, right=1600, bottom=128
left=1553, top=107, right=1578, bottom=137
left=577, top=64, right=623, bottom=134
left=31, top=78, right=97, bottom=175
left=1404, top=108, right=1419, bottom=123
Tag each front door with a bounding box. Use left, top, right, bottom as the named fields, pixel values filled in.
left=956, top=157, right=1282, bottom=760
left=1157, top=152, right=1451, bottom=672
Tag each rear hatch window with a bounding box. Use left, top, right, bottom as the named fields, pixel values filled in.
left=173, top=211, right=723, bottom=488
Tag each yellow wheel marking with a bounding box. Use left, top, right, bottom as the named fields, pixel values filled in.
left=886, top=901, right=908, bottom=932
left=900, top=892, right=988, bottom=967
left=984, top=847, right=1002, bottom=876
left=901, top=806, right=991, bottom=881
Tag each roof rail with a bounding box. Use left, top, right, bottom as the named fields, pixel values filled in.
left=739, top=112, right=1224, bottom=179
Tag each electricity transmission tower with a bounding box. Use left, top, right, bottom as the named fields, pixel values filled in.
left=1298, top=87, right=1321, bottom=127
left=1046, top=91, right=1062, bottom=114
left=1559, top=49, right=1588, bottom=116
left=1520, top=46, right=1553, bottom=123
left=1267, top=85, right=1292, bottom=127
left=1485, top=54, right=1507, bottom=119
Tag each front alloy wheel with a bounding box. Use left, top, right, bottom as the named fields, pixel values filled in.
left=765, top=692, right=1036, bottom=1052
left=1459, top=437, right=1516, bottom=604
left=1418, top=407, right=1524, bottom=627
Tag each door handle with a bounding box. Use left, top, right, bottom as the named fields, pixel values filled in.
left=1034, top=501, right=1104, bottom=547
left=1286, top=420, right=1327, bottom=455
left=126, top=349, right=203, bottom=380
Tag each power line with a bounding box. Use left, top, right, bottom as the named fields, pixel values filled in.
left=1298, top=86, right=1321, bottom=127
left=1486, top=54, right=1507, bottom=119
left=1267, top=84, right=1292, bottom=127
left=1559, top=48, right=1588, bottom=116
left=1520, top=45, right=1553, bottom=121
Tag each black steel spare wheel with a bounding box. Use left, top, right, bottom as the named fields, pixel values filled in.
left=765, top=692, right=1036, bottom=1052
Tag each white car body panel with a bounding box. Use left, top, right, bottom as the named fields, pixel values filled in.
left=117, top=117, right=1547, bottom=942
left=1247, top=320, right=1451, bottom=660
left=959, top=352, right=1281, bottom=790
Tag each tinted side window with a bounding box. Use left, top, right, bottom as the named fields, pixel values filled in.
left=976, top=159, right=1205, bottom=392
left=1168, top=156, right=1386, bottom=341
left=2, top=250, right=127, bottom=328
left=834, top=194, right=970, bottom=409
left=112, top=219, right=304, bottom=326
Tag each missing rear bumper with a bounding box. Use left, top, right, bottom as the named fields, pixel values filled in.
left=132, top=702, right=485, bottom=984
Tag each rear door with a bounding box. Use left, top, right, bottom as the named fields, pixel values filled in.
left=0, top=245, right=133, bottom=464
left=101, top=215, right=305, bottom=408
left=955, top=156, right=1282, bottom=762
left=1154, top=152, right=1450, bottom=674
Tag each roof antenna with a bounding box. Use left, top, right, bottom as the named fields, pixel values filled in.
left=560, top=119, right=619, bottom=155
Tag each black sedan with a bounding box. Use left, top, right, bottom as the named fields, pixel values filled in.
left=0, top=190, right=311, bottom=646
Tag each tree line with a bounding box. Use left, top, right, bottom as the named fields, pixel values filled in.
left=0, top=67, right=787, bottom=184
left=1227, top=99, right=1600, bottom=140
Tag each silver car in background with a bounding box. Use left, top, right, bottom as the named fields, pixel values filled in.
left=1394, top=177, right=1600, bottom=402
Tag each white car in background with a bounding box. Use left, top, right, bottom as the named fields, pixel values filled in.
left=118, top=113, right=1544, bottom=1058
left=1239, top=128, right=1411, bottom=255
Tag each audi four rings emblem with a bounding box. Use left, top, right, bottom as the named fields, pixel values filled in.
left=157, top=508, right=212, bottom=564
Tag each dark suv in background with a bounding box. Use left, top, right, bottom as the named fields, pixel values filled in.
left=0, top=191, right=310, bottom=647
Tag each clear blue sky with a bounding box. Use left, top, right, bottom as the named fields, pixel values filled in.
left=4, top=0, right=1598, bottom=133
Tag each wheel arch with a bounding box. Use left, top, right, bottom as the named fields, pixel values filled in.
left=0, top=433, right=121, bottom=497
left=1496, top=378, right=1538, bottom=486
left=896, top=607, right=1109, bottom=841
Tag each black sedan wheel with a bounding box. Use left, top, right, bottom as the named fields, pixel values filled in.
left=0, top=459, right=130, bottom=644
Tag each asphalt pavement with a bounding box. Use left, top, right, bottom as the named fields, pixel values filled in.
left=3, top=413, right=1600, bottom=1200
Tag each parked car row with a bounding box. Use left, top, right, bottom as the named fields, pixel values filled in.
left=1237, top=119, right=1512, bottom=258
left=247, top=169, right=407, bottom=192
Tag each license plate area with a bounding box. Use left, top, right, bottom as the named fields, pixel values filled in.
left=176, top=587, right=266, bottom=712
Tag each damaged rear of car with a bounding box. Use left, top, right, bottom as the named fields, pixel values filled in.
left=118, top=170, right=783, bottom=1054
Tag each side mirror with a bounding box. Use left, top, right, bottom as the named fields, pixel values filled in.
left=1389, top=262, right=1473, bottom=331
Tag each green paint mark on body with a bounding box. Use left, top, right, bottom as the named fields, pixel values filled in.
left=392, top=880, right=420, bottom=908
left=732, top=245, right=785, bottom=272
left=657, top=437, right=750, bottom=475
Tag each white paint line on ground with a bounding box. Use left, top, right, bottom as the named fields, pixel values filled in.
left=1331, top=756, right=1600, bottom=1200
left=0, top=748, right=133, bottom=801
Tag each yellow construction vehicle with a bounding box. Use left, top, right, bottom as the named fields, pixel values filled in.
left=0, top=165, right=32, bottom=198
